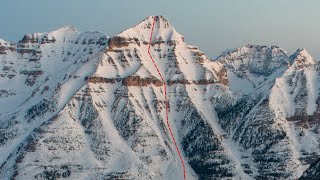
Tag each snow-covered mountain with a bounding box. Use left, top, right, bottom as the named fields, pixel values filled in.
left=0, top=16, right=319, bottom=180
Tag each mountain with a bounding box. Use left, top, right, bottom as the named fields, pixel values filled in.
left=216, top=46, right=320, bottom=179
left=0, top=16, right=319, bottom=180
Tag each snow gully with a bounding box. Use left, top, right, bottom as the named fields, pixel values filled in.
left=147, top=16, right=187, bottom=180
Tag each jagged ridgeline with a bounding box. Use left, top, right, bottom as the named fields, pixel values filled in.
left=0, top=16, right=320, bottom=180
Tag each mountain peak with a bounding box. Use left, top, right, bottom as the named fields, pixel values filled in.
left=46, top=26, right=79, bottom=42
left=60, top=25, right=77, bottom=31
left=117, top=15, right=183, bottom=43
left=139, top=15, right=171, bottom=29
left=289, top=48, right=315, bottom=67
left=218, top=44, right=287, bottom=59
left=294, top=48, right=312, bottom=58
left=217, top=45, right=288, bottom=77
left=0, top=38, right=8, bottom=45
left=52, top=26, right=79, bottom=35
left=17, top=26, right=80, bottom=44
left=153, top=15, right=171, bottom=29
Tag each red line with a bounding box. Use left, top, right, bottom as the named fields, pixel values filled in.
left=147, top=16, right=186, bottom=180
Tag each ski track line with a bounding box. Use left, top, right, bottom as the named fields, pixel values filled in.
left=147, top=16, right=187, bottom=180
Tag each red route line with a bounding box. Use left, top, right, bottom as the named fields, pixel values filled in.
left=147, top=16, right=187, bottom=180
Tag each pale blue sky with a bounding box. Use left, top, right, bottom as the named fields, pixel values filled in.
left=0, top=0, right=319, bottom=58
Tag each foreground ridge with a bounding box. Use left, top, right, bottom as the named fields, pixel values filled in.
left=147, top=15, right=187, bottom=180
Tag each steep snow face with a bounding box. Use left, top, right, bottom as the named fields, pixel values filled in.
left=217, top=45, right=288, bottom=94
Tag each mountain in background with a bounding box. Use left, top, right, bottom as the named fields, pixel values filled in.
left=0, top=16, right=319, bottom=180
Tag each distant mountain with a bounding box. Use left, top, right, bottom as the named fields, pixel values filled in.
left=0, top=16, right=319, bottom=180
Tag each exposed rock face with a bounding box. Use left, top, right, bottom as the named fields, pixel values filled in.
left=0, top=16, right=320, bottom=180
left=0, top=40, right=15, bottom=54
left=122, top=76, right=163, bottom=86
left=86, top=76, right=118, bottom=84
left=108, top=36, right=130, bottom=49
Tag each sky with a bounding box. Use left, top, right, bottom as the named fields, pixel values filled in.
left=0, top=0, right=319, bottom=59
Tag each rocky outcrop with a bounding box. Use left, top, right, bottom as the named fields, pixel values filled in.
left=0, top=46, right=5, bottom=54
left=88, top=76, right=227, bottom=87
left=122, top=76, right=163, bottom=86
left=40, top=35, right=56, bottom=44
left=0, top=42, right=15, bottom=54
left=86, top=76, right=119, bottom=84
left=19, top=34, right=39, bottom=44
left=108, top=36, right=130, bottom=49
left=167, top=79, right=190, bottom=86
left=0, top=90, right=16, bottom=98
left=108, top=36, right=141, bottom=49
left=287, top=97, right=320, bottom=128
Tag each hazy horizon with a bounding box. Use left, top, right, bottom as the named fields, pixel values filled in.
left=1, top=0, right=319, bottom=59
